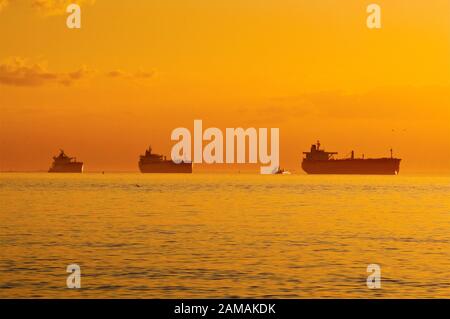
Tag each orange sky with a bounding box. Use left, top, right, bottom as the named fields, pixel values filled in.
left=0, top=0, right=449, bottom=172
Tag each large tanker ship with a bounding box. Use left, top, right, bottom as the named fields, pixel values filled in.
left=48, top=150, right=83, bottom=173
left=139, top=146, right=192, bottom=173
left=301, top=141, right=401, bottom=175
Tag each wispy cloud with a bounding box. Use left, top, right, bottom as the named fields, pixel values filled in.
left=0, top=57, right=92, bottom=87
left=31, top=0, right=95, bottom=15
left=106, top=69, right=155, bottom=80
left=0, top=0, right=9, bottom=12
left=0, top=0, right=95, bottom=15
left=0, top=57, right=155, bottom=87
left=265, top=87, right=450, bottom=120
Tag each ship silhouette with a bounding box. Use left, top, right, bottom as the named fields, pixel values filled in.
left=139, top=146, right=192, bottom=173
left=302, top=141, right=401, bottom=175
left=48, top=150, right=83, bottom=173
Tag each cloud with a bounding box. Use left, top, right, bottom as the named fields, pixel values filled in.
left=0, top=57, right=155, bottom=87
left=106, top=70, right=126, bottom=78
left=264, top=87, right=450, bottom=120
left=0, top=0, right=9, bottom=12
left=106, top=69, right=155, bottom=80
left=31, top=0, right=95, bottom=15
left=0, top=0, right=95, bottom=14
left=0, top=57, right=92, bottom=87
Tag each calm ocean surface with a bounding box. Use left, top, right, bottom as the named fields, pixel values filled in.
left=0, top=173, right=449, bottom=298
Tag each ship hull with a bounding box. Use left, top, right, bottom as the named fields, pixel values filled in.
left=48, top=163, right=83, bottom=173
left=139, top=161, right=192, bottom=173
left=302, top=158, right=401, bottom=175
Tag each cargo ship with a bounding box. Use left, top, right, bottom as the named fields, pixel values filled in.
left=48, top=150, right=83, bottom=173
left=139, top=146, right=192, bottom=173
left=301, top=141, right=401, bottom=175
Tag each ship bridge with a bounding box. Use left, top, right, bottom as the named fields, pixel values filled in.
left=303, top=141, right=337, bottom=161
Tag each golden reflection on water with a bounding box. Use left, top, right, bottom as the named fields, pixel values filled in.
left=0, top=173, right=449, bottom=298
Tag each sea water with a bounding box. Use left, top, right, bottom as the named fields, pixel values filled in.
left=0, top=173, right=449, bottom=298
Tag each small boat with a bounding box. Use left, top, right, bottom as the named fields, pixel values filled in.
left=274, top=167, right=291, bottom=175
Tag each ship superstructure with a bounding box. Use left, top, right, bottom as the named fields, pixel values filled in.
left=139, top=146, right=192, bottom=173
